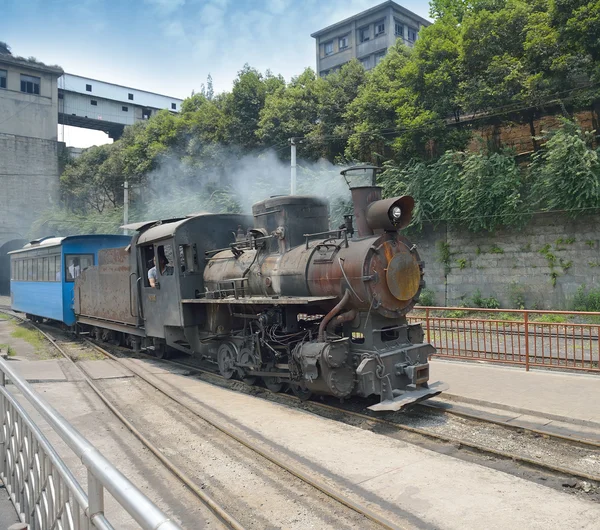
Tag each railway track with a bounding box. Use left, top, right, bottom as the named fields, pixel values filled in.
left=3, top=308, right=599, bottom=498
left=0, top=309, right=406, bottom=530
left=90, top=341, right=600, bottom=490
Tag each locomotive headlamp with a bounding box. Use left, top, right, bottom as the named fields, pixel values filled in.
left=390, top=206, right=402, bottom=222
left=366, top=196, right=415, bottom=232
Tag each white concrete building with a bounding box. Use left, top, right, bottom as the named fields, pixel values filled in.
left=311, top=1, right=431, bottom=76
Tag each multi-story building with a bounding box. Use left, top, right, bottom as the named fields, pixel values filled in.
left=311, top=1, right=431, bottom=76
left=0, top=47, right=64, bottom=294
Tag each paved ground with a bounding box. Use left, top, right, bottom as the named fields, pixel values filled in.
left=428, top=359, right=600, bottom=444
left=2, top=319, right=600, bottom=529
left=0, top=485, right=20, bottom=528
left=430, top=359, right=600, bottom=430
left=122, top=356, right=600, bottom=530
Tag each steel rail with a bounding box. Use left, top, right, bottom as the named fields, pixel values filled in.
left=299, top=400, right=600, bottom=484
left=114, top=344, right=600, bottom=451
left=418, top=401, right=600, bottom=449
left=109, top=348, right=600, bottom=484
left=83, top=339, right=405, bottom=530
left=5, top=313, right=245, bottom=530
left=6, top=309, right=598, bottom=500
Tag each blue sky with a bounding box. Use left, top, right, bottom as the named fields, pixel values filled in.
left=1, top=0, right=432, bottom=146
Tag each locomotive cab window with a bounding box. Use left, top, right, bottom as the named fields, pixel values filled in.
left=142, top=245, right=155, bottom=287
left=178, top=244, right=198, bottom=273
left=156, top=244, right=174, bottom=277
left=65, top=254, right=93, bottom=282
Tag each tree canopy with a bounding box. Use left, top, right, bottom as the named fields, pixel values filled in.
left=44, top=0, right=600, bottom=238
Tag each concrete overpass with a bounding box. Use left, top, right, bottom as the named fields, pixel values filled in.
left=0, top=49, right=186, bottom=293
left=58, top=73, right=184, bottom=139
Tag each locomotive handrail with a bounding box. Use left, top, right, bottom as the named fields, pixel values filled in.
left=304, top=228, right=348, bottom=249
left=129, top=272, right=138, bottom=318
left=0, top=359, right=181, bottom=530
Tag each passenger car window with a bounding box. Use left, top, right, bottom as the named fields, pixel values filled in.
left=65, top=254, right=94, bottom=281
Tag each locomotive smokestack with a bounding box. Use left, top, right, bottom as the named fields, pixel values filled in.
left=341, top=165, right=382, bottom=237
left=341, top=166, right=414, bottom=236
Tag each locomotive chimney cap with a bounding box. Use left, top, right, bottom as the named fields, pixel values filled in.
left=340, top=165, right=382, bottom=189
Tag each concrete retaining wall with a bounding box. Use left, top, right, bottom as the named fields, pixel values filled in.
left=417, top=214, right=600, bottom=310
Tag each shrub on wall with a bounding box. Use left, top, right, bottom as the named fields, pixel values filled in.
left=380, top=119, right=600, bottom=234
left=531, top=119, right=600, bottom=216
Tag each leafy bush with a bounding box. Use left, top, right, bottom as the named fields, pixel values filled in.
left=471, top=289, right=500, bottom=309
left=508, top=282, right=526, bottom=309
left=418, top=288, right=437, bottom=306
left=571, top=285, right=600, bottom=312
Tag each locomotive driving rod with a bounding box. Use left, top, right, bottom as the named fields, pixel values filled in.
left=318, top=291, right=350, bottom=342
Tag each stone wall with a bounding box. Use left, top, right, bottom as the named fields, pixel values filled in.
left=416, top=213, right=600, bottom=309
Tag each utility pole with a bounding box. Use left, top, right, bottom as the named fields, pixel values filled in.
left=290, top=137, right=297, bottom=195
left=123, top=180, right=129, bottom=235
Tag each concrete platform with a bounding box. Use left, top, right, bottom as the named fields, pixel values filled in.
left=78, top=359, right=133, bottom=380
left=120, top=357, right=600, bottom=530
left=429, top=359, right=600, bottom=443
left=5, top=359, right=68, bottom=382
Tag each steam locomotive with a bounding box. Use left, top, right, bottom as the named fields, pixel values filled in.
left=11, top=166, right=446, bottom=411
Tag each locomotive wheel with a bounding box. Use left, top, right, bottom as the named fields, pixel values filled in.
left=217, top=343, right=237, bottom=379
left=239, top=347, right=258, bottom=385
left=290, top=384, right=312, bottom=401
left=154, top=345, right=168, bottom=359
left=153, top=340, right=170, bottom=360
left=263, top=376, right=283, bottom=393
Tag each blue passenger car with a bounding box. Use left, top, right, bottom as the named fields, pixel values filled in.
left=9, top=235, right=131, bottom=325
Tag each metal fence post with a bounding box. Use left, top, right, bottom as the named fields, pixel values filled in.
left=524, top=311, right=530, bottom=371
left=425, top=308, right=431, bottom=345
left=88, top=472, right=104, bottom=521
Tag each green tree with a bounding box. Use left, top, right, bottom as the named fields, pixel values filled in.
left=257, top=68, right=321, bottom=158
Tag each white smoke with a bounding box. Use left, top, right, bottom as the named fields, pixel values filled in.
left=135, top=147, right=354, bottom=227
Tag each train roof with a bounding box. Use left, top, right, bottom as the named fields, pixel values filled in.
left=8, top=234, right=130, bottom=255
left=135, top=213, right=251, bottom=245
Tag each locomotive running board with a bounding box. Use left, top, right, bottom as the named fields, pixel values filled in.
left=367, top=381, right=449, bottom=412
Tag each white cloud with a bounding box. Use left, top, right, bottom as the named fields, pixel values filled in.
left=164, top=20, right=185, bottom=38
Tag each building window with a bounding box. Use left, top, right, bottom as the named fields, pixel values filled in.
left=20, top=74, right=40, bottom=95
left=375, top=19, right=385, bottom=35
left=375, top=50, right=387, bottom=65
left=0, top=69, right=6, bottom=89
left=320, top=69, right=330, bottom=77
left=360, top=56, right=370, bottom=69
left=407, top=26, right=418, bottom=42
left=171, top=102, right=177, bottom=110
left=58, top=92, right=64, bottom=99
left=142, top=107, right=152, bottom=119
left=394, top=19, right=404, bottom=37
left=122, top=106, right=128, bottom=112
left=91, top=100, right=98, bottom=106
left=86, top=84, right=92, bottom=92
left=338, top=35, right=349, bottom=50
left=324, top=40, right=333, bottom=56
left=128, top=93, right=134, bottom=100
left=358, top=26, right=370, bottom=43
